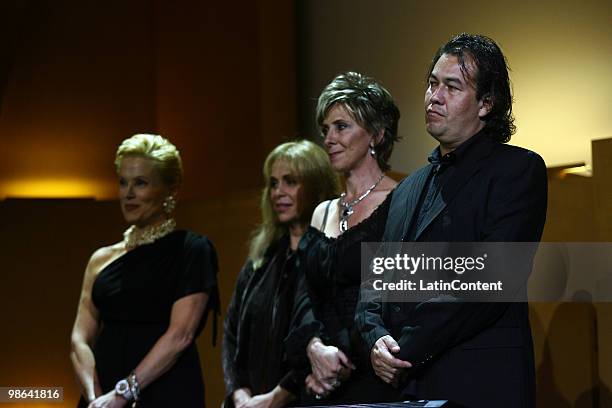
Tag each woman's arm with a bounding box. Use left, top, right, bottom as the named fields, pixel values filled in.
left=286, top=265, right=354, bottom=397
left=89, top=292, right=208, bottom=407
left=242, top=385, right=295, bottom=408
left=70, top=248, right=110, bottom=403
left=134, top=292, right=209, bottom=388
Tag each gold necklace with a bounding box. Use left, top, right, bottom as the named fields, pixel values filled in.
left=123, top=219, right=176, bottom=250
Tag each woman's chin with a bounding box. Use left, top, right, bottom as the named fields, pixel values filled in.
left=276, top=215, right=300, bottom=226
left=331, top=159, right=355, bottom=173
left=122, top=215, right=135, bottom=225
left=123, top=217, right=149, bottom=228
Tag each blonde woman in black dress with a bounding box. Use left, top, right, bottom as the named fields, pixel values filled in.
left=71, top=134, right=219, bottom=407
left=223, top=140, right=339, bottom=408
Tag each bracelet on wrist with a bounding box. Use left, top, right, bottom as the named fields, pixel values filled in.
left=128, top=371, right=141, bottom=402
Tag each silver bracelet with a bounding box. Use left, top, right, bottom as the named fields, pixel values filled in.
left=128, top=371, right=140, bottom=402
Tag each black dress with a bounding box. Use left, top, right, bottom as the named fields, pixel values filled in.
left=222, top=235, right=303, bottom=406
left=78, top=230, right=219, bottom=408
left=287, top=192, right=400, bottom=405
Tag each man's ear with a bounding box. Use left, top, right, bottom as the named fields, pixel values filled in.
left=478, top=94, right=493, bottom=118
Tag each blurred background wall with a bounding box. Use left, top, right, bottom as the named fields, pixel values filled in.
left=0, top=0, right=610, bottom=407
left=296, top=0, right=612, bottom=174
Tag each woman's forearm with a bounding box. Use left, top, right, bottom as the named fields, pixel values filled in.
left=270, top=385, right=295, bottom=407
left=121, top=293, right=207, bottom=398
left=131, top=327, right=195, bottom=390
left=70, top=342, right=101, bottom=402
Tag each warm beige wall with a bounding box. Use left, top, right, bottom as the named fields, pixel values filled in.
left=533, top=138, right=612, bottom=406
left=297, top=0, right=612, bottom=172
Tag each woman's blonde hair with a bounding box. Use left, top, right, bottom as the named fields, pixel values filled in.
left=115, top=134, right=183, bottom=187
left=248, top=140, right=340, bottom=269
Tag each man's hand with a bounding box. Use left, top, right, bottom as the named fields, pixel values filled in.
left=370, top=335, right=412, bottom=385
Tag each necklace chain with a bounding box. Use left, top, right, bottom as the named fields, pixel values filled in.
left=123, top=218, right=176, bottom=250
left=339, top=173, right=385, bottom=232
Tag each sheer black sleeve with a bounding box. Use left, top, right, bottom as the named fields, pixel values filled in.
left=285, top=227, right=333, bottom=367
left=222, top=260, right=254, bottom=401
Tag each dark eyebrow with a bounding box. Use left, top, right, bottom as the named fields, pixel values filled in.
left=445, top=76, right=463, bottom=86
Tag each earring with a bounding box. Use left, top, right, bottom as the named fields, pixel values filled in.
left=369, top=145, right=376, bottom=157
left=162, top=196, right=176, bottom=214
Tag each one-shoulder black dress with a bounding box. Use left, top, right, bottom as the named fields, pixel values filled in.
left=78, top=230, right=219, bottom=407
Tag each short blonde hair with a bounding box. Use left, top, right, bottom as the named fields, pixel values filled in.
left=115, top=134, right=183, bottom=187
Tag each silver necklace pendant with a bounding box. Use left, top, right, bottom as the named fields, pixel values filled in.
left=339, top=217, right=349, bottom=232
left=339, top=206, right=353, bottom=232
left=338, top=173, right=384, bottom=233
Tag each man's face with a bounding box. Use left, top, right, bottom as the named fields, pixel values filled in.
left=424, top=53, right=491, bottom=154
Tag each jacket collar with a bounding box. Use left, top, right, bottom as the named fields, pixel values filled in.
left=390, top=129, right=500, bottom=241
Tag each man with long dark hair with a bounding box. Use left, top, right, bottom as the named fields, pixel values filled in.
left=356, top=33, right=547, bottom=408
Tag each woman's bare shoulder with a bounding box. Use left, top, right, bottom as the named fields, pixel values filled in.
left=311, top=198, right=339, bottom=229
left=86, top=241, right=125, bottom=275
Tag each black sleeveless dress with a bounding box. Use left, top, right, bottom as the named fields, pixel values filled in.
left=78, top=230, right=219, bottom=407
left=287, top=192, right=400, bottom=404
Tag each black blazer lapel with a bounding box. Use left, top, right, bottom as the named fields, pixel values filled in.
left=414, top=190, right=447, bottom=240
left=383, top=165, right=432, bottom=242
left=414, top=136, right=498, bottom=240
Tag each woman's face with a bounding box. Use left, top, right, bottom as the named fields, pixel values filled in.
left=321, top=104, right=374, bottom=172
left=269, top=160, right=302, bottom=226
left=118, top=156, right=171, bottom=228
